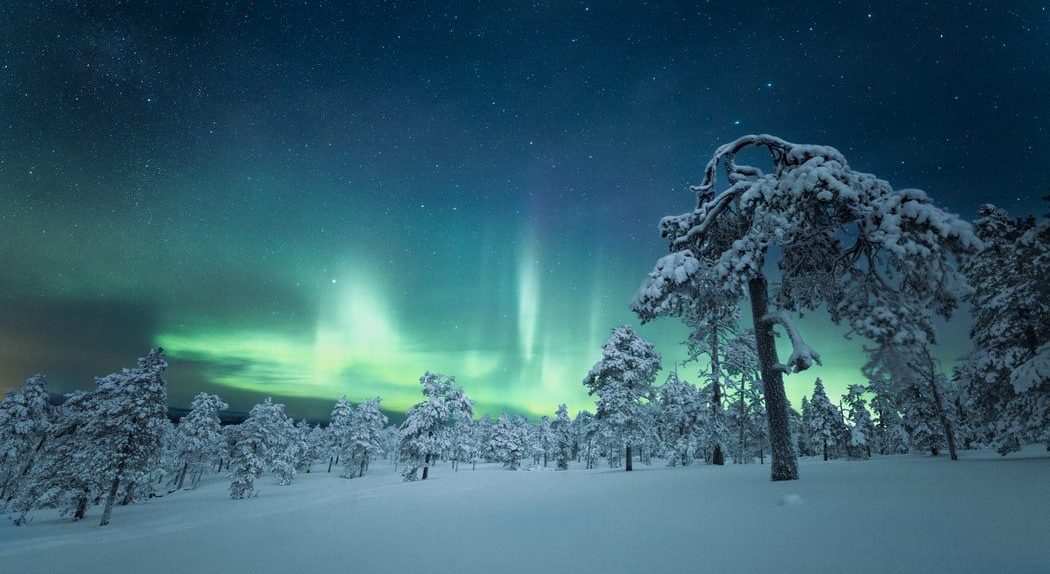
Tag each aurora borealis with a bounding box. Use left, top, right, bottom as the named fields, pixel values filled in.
left=1, top=2, right=1046, bottom=420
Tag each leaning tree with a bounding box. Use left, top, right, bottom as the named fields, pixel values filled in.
left=640, top=134, right=978, bottom=480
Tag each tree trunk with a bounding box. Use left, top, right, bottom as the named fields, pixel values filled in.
left=217, top=458, right=223, bottom=473
left=99, top=477, right=121, bottom=527
left=925, top=355, right=959, bottom=461
left=710, top=325, right=726, bottom=466
left=327, top=456, right=334, bottom=473
left=120, top=481, right=135, bottom=506
left=625, top=444, right=633, bottom=472
left=748, top=274, right=799, bottom=481
left=422, top=453, right=431, bottom=480
left=543, top=453, right=547, bottom=467
left=360, top=457, right=367, bottom=478
left=823, top=438, right=828, bottom=462
left=72, top=494, right=88, bottom=521
left=176, top=462, right=188, bottom=490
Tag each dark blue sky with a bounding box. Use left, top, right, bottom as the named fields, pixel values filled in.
left=1, top=1, right=1046, bottom=418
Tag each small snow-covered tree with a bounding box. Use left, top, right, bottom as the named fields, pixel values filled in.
left=961, top=204, right=1049, bottom=454
left=173, top=393, right=229, bottom=490
left=642, top=135, right=977, bottom=480
left=490, top=413, right=528, bottom=470
left=343, top=397, right=388, bottom=478
left=11, top=390, right=99, bottom=523
left=866, top=344, right=959, bottom=458
left=88, top=348, right=169, bottom=526
left=533, top=415, right=554, bottom=467
left=228, top=398, right=292, bottom=498
left=574, top=410, right=600, bottom=469
left=583, top=325, right=661, bottom=472
left=843, top=385, right=875, bottom=459
left=326, top=396, right=354, bottom=473
left=551, top=404, right=573, bottom=470
left=808, top=379, right=846, bottom=461
left=398, top=372, right=473, bottom=481
left=0, top=374, right=54, bottom=503
left=798, top=396, right=813, bottom=457
left=656, top=372, right=704, bottom=467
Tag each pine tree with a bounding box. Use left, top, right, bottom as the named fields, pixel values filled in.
left=326, top=396, right=354, bottom=473
left=798, top=396, right=813, bottom=456
left=534, top=415, right=554, bottom=467
left=89, top=348, right=169, bottom=526
left=640, top=135, right=977, bottom=480
left=656, top=372, right=704, bottom=467
left=398, top=372, right=473, bottom=481
left=808, top=379, right=846, bottom=462
left=583, top=325, right=661, bottom=472
left=574, top=410, right=600, bottom=469
left=173, top=393, right=229, bottom=490
left=843, top=385, right=875, bottom=459
left=490, top=413, right=528, bottom=470
left=961, top=204, right=1049, bottom=454
left=343, top=397, right=388, bottom=478
left=228, top=398, right=292, bottom=498
left=551, top=404, right=573, bottom=470
left=866, top=344, right=959, bottom=459
left=0, top=374, right=54, bottom=504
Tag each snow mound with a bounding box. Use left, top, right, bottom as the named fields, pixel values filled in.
left=780, top=493, right=805, bottom=506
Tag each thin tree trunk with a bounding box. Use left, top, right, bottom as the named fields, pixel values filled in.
left=73, top=494, right=88, bottom=521
left=422, top=430, right=433, bottom=480
left=925, top=353, right=958, bottom=461
left=99, top=477, right=121, bottom=527
left=710, top=324, right=725, bottom=466
left=327, top=456, right=334, bottom=473
left=748, top=274, right=799, bottom=481
left=625, top=444, right=633, bottom=472
left=360, top=457, right=367, bottom=478
left=823, top=438, right=828, bottom=461
left=120, top=481, right=135, bottom=506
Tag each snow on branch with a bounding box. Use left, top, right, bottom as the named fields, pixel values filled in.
left=764, top=310, right=822, bottom=373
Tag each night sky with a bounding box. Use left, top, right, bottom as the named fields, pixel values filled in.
left=1, top=1, right=1046, bottom=419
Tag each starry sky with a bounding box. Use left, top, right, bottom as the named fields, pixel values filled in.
left=1, top=1, right=1046, bottom=420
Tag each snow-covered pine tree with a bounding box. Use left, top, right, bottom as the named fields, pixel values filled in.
left=843, top=385, right=875, bottom=459
left=228, top=397, right=293, bottom=498
left=632, top=250, right=742, bottom=466
left=343, top=397, right=388, bottom=478
left=961, top=204, right=1049, bottom=454
left=490, top=413, right=527, bottom=470
left=583, top=326, right=661, bottom=472
left=173, top=393, right=229, bottom=490
left=866, top=344, right=959, bottom=459
left=535, top=415, right=554, bottom=467
left=86, top=348, right=170, bottom=527
left=326, top=396, right=354, bottom=473
left=808, top=379, right=846, bottom=462
left=294, top=419, right=323, bottom=472
left=641, top=135, right=977, bottom=480
left=551, top=404, right=573, bottom=470
left=798, top=396, right=813, bottom=457
left=656, top=371, right=703, bottom=467
left=574, top=410, right=600, bottom=469
left=398, top=372, right=473, bottom=481
left=0, top=374, right=54, bottom=504
left=10, top=390, right=100, bottom=523
left=868, top=388, right=909, bottom=455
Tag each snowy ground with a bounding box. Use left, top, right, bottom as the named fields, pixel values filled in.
left=2, top=447, right=1048, bottom=574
